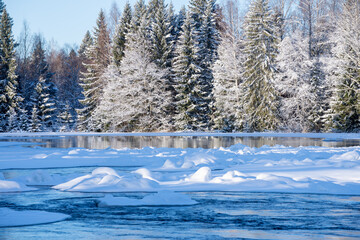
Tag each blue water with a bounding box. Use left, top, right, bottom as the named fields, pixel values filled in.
left=1, top=187, right=360, bottom=239
left=1, top=136, right=360, bottom=239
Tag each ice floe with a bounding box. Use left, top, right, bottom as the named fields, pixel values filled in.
left=0, top=208, right=70, bottom=227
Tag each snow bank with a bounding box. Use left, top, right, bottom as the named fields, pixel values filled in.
left=53, top=167, right=159, bottom=192
left=97, top=191, right=198, bottom=207
left=0, top=208, right=70, bottom=227
left=0, top=179, right=36, bottom=192
left=2, top=138, right=360, bottom=195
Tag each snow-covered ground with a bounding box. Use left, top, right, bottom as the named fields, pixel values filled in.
left=1, top=134, right=360, bottom=228
left=1, top=138, right=360, bottom=195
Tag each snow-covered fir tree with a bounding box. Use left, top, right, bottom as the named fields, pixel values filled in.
left=330, top=0, right=360, bottom=132
left=77, top=10, right=111, bottom=131
left=0, top=8, right=23, bottom=132
left=78, top=31, right=93, bottom=58
left=173, top=0, right=219, bottom=131
left=30, top=73, right=58, bottom=131
left=275, top=30, right=318, bottom=132
left=172, top=13, right=202, bottom=130
left=59, top=104, right=75, bottom=132
left=242, top=0, right=280, bottom=132
left=113, top=2, right=132, bottom=67
left=148, top=0, right=172, bottom=68
left=212, top=36, right=244, bottom=131
left=96, top=16, right=171, bottom=132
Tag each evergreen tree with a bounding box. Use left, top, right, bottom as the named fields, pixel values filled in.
left=113, top=2, right=132, bottom=66
left=275, top=30, right=317, bottom=132
left=77, top=10, right=111, bottom=132
left=148, top=0, right=172, bottom=68
left=30, top=73, right=58, bottom=131
left=0, top=8, right=23, bottom=132
left=59, top=104, right=75, bottom=132
left=96, top=17, right=171, bottom=132
left=172, top=13, right=202, bottom=130
left=0, top=0, right=4, bottom=15
left=212, top=37, right=244, bottom=131
left=131, top=0, right=147, bottom=33
left=78, top=31, right=93, bottom=58
left=28, top=105, right=40, bottom=132
left=173, top=0, right=219, bottom=131
left=330, top=0, right=360, bottom=132
left=242, top=0, right=279, bottom=132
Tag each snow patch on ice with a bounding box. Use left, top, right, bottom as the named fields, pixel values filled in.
left=0, top=179, right=36, bottom=192
left=0, top=208, right=70, bottom=227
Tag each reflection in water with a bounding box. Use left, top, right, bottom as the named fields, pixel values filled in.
left=1, top=135, right=360, bottom=149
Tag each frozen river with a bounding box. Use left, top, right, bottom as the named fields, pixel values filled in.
left=1, top=134, right=360, bottom=239
left=1, top=187, right=360, bottom=239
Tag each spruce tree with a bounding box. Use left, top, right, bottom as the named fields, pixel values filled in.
left=77, top=10, right=111, bottom=132
left=173, top=13, right=201, bottom=130
left=173, top=0, right=219, bottom=131
left=331, top=0, right=360, bottom=132
left=0, top=8, right=23, bottom=132
left=113, top=2, right=132, bottom=67
left=78, top=31, right=93, bottom=58
left=242, top=0, right=279, bottom=132
left=30, top=73, right=58, bottom=131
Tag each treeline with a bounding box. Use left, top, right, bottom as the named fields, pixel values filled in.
left=1, top=0, right=360, bottom=133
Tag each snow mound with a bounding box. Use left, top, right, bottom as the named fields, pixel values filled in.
left=0, top=179, right=36, bottom=192
left=53, top=167, right=159, bottom=192
left=0, top=208, right=70, bottom=227
left=97, top=191, right=198, bottom=207
left=186, top=167, right=212, bottom=182
left=161, top=159, right=177, bottom=169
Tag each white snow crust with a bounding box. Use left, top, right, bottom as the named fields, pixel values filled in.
left=0, top=208, right=70, bottom=227
left=1, top=135, right=360, bottom=195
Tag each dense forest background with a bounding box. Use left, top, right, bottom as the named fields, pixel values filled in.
left=0, top=0, right=359, bottom=133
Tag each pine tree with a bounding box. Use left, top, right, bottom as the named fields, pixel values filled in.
left=330, top=0, right=360, bottom=132
left=242, top=0, right=280, bottom=132
left=77, top=10, right=111, bottom=132
left=113, top=2, right=132, bottom=67
left=0, top=8, right=23, bottom=132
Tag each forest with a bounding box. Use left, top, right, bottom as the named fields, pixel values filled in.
left=0, top=0, right=359, bottom=133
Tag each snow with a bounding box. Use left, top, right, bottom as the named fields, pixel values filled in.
left=97, top=191, right=198, bottom=207
left=1, top=135, right=360, bottom=195
left=0, top=179, right=36, bottom=192
left=53, top=167, right=159, bottom=192
left=0, top=208, right=70, bottom=227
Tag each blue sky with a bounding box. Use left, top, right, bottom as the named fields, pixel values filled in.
left=6, top=0, right=189, bottom=48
